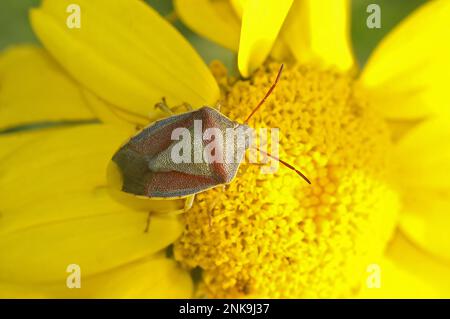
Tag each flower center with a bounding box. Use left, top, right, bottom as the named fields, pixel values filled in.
left=173, top=62, right=399, bottom=298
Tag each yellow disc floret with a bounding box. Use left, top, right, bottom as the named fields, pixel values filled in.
left=173, top=62, right=399, bottom=298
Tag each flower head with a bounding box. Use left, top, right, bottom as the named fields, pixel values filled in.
left=174, top=62, right=399, bottom=297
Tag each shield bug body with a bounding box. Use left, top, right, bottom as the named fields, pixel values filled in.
left=112, top=106, right=251, bottom=198
left=111, top=65, right=310, bottom=221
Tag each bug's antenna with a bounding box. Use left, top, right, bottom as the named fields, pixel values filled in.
left=253, top=146, right=311, bottom=184
left=243, top=64, right=284, bottom=124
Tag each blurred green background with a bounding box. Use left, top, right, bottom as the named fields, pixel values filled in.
left=0, top=0, right=426, bottom=68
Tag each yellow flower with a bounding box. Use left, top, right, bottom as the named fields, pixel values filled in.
left=175, top=0, right=450, bottom=298
left=0, top=0, right=449, bottom=298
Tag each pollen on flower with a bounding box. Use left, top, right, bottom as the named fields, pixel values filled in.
left=173, top=62, right=399, bottom=298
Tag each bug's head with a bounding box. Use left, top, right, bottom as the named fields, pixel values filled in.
left=233, top=121, right=250, bottom=130
left=232, top=122, right=253, bottom=150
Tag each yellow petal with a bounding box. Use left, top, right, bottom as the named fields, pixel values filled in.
left=0, top=255, right=193, bottom=298
left=394, top=118, right=450, bottom=190
left=393, top=118, right=450, bottom=262
left=230, top=0, right=245, bottom=18
left=281, top=0, right=354, bottom=71
left=358, top=231, right=450, bottom=298
left=0, top=125, right=125, bottom=222
left=238, top=0, right=293, bottom=77
left=229, top=0, right=294, bottom=61
left=357, top=258, right=438, bottom=299
left=0, top=129, right=54, bottom=160
left=82, top=89, right=146, bottom=132
left=359, top=0, right=450, bottom=119
left=0, top=282, right=48, bottom=299
left=30, top=0, right=219, bottom=120
left=357, top=257, right=439, bottom=298
left=0, top=125, right=184, bottom=284
left=174, top=0, right=240, bottom=51
left=85, top=255, right=193, bottom=298
left=269, top=37, right=294, bottom=62
left=400, top=189, right=450, bottom=263
left=0, top=45, right=94, bottom=131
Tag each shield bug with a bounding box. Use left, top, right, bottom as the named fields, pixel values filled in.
left=110, top=65, right=310, bottom=222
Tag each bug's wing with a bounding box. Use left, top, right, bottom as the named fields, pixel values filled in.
left=202, top=110, right=252, bottom=185
left=147, top=125, right=213, bottom=177
left=143, top=170, right=219, bottom=198
left=113, top=109, right=220, bottom=197
left=125, top=112, right=194, bottom=158
left=113, top=143, right=219, bottom=197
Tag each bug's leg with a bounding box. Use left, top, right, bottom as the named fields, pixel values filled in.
left=182, top=102, right=193, bottom=112
left=144, top=211, right=152, bottom=233
left=101, top=102, right=148, bottom=131
left=215, top=100, right=222, bottom=112
left=207, top=185, right=226, bottom=227
left=152, top=195, right=196, bottom=218
left=184, top=194, right=195, bottom=212
left=155, top=209, right=184, bottom=217
left=207, top=206, right=214, bottom=228
left=155, top=97, right=174, bottom=115
left=238, top=163, right=251, bottom=178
